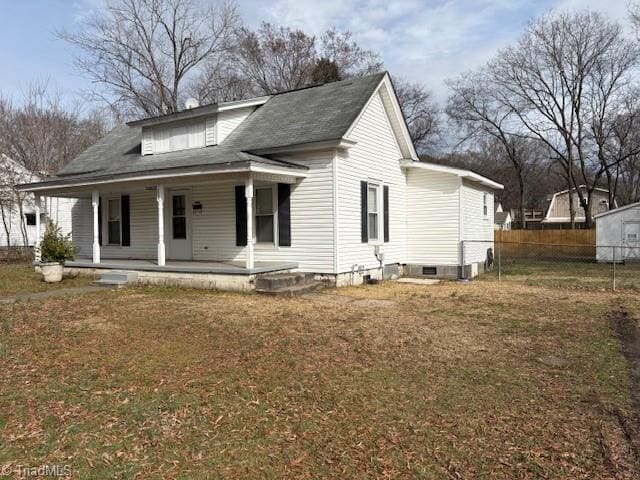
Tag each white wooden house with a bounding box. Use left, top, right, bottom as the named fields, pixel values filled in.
left=543, top=186, right=613, bottom=227
left=18, top=73, right=502, bottom=289
left=0, top=154, right=74, bottom=247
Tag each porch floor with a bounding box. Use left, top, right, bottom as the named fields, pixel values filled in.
left=66, top=258, right=298, bottom=275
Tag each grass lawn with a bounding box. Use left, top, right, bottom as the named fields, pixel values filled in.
left=0, top=264, right=95, bottom=297
left=0, top=264, right=639, bottom=478
left=485, top=259, right=640, bottom=291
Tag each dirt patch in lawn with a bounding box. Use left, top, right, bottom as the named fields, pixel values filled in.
left=607, top=306, right=640, bottom=475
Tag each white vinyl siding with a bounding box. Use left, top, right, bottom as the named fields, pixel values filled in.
left=338, top=91, right=406, bottom=272
left=141, top=128, right=154, bottom=155
left=0, top=196, right=75, bottom=248
left=596, top=204, right=640, bottom=262
left=406, top=169, right=461, bottom=265
left=72, top=190, right=158, bottom=260
left=461, top=180, right=494, bottom=264
left=193, top=154, right=336, bottom=273
left=205, top=117, right=216, bottom=146
left=250, top=151, right=336, bottom=273
left=216, top=107, right=255, bottom=143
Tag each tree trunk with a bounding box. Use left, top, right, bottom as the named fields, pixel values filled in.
left=0, top=203, right=11, bottom=247
left=567, top=174, right=576, bottom=230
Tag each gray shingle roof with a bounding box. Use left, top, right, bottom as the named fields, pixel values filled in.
left=495, top=211, right=510, bottom=224
left=56, top=72, right=386, bottom=180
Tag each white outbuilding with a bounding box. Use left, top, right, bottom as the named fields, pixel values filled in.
left=595, top=201, right=640, bottom=262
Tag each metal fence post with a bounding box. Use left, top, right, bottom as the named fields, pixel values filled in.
left=612, top=246, right=616, bottom=291
left=498, top=239, right=502, bottom=282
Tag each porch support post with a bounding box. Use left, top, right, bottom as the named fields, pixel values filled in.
left=34, top=195, right=41, bottom=262
left=91, top=190, right=100, bottom=264
left=245, top=177, right=254, bottom=270
left=157, top=185, right=166, bottom=266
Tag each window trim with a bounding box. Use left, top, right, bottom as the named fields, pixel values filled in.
left=24, top=213, right=37, bottom=226
left=367, top=182, right=382, bottom=244
left=105, top=196, right=122, bottom=246
left=483, top=192, right=488, bottom=218
left=253, top=185, right=278, bottom=245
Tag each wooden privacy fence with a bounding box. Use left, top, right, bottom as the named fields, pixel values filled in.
left=495, top=229, right=596, bottom=259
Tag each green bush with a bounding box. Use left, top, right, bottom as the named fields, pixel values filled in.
left=38, top=220, right=77, bottom=264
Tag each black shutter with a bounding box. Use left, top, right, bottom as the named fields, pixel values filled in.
left=121, top=195, right=130, bottom=246
left=361, top=181, right=368, bottom=243
left=383, top=185, right=389, bottom=243
left=98, top=197, right=103, bottom=246
left=277, top=183, right=291, bottom=247
left=235, top=185, right=247, bottom=246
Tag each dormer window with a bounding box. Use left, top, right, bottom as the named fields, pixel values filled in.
left=152, top=120, right=206, bottom=154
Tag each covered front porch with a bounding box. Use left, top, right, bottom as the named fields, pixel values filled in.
left=22, top=159, right=308, bottom=284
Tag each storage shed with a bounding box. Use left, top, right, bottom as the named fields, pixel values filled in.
left=595, top=201, right=640, bottom=262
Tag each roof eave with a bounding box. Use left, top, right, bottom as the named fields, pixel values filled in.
left=400, top=160, right=504, bottom=190
left=127, top=96, right=271, bottom=128
left=248, top=138, right=357, bottom=155
left=17, top=160, right=308, bottom=193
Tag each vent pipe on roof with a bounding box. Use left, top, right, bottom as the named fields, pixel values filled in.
left=185, top=98, right=199, bottom=109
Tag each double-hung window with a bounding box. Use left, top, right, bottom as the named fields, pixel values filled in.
left=483, top=193, right=488, bottom=217
left=107, top=198, right=121, bottom=245
left=255, top=187, right=275, bottom=243
left=368, top=183, right=380, bottom=242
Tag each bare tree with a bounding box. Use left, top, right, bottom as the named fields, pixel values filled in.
left=395, top=78, right=440, bottom=152
left=488, top=10, right=639, bottom=228
left=447, top=71, right=538, bottom=227
left=230, top=23, right=383, bottom=96
left=59, top=0, right=240, bottom=117
left=0, top=82, right=106, bottom=174
left=233, top=23, right=317, bottom=95
left=319, top=28, right=383, bottom=78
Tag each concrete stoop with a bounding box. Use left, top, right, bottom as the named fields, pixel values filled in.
left=255, top=272, right=323, bottom=296
left=93, top=270, right=139, bottom=287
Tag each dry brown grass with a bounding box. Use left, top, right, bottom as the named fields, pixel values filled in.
left=0, top=265, right=94, bottom=297
left=0, top=268, right=638, bottom=479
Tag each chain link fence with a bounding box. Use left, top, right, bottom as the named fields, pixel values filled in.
left=463, top=239, right=640, bottom=291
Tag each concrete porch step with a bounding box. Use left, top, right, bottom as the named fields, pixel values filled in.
left=93, top=270, right=138, bottom=287
left=255, top=272, right=323, bottom=296
left=256, top=281, right=324, bottom=297
left=255, top=272, right=312, bottom=291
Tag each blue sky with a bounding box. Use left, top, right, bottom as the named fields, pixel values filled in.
left=0, top=0, right=632, bottom=108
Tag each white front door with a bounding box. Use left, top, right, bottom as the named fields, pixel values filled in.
left=167, top=190, right=192, bottom=260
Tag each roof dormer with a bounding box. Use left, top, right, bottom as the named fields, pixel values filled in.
left=130, top=96, right=270, bottom=156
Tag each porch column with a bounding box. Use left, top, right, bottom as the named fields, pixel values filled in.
left=34, top=195, right=41, bottom=262
left=91, top=190, right=100, bottom=264
left=245, top=177, right=254, bottom=269
left=157, top=185, right=166, bottom=266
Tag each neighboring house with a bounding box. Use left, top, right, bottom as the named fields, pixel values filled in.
left=18, top=73, right=502, bottom=289
left=0, top=154, right=74, bottom=247
left=494, top=202, right=512, bottom=231
left=595, top=201, right=640, bottom=263
left=542, top=186, right=613, bottom=227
